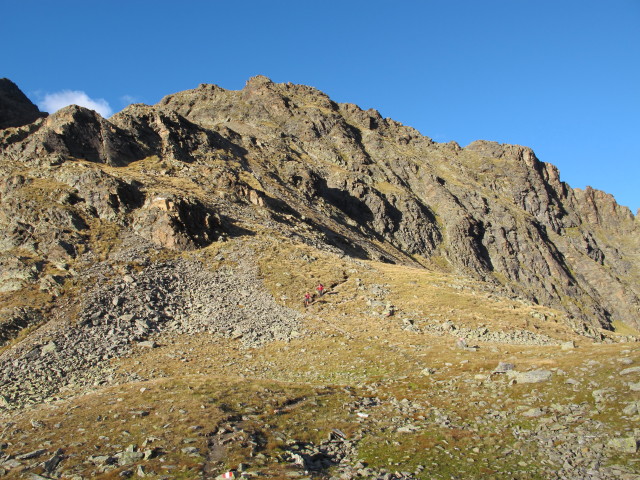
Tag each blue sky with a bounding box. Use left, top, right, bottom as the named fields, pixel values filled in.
left=3, top=0, right=639, bottom=213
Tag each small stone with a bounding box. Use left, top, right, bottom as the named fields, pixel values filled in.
left=396, top=425, right=419, bottom=433
left=606, top=437, right=638, bottom=453
left=40, top=341, right=58, bottom=355
left=143, top=449, right=156, bottom=460
left=455, top=337, right=467, bottom=349
left=623, top=402, right=639, bottom=415
left=130, top=410, right=149, bottom=418
left=620, top=366, right=640, bottom=375
left=493, top=362, right=515, bottom=373
left=88, top=455, right=114, bottom=466
left=181, top=446, right=199, bottom=455
left=522, top=408, right=545, bottom=418
left=592, top=388, right=614, bottom=403
left=16, top=449, right=46, bottom=460
left=43, top=453, right=63, bottom=473
left=2, top=459, right=21, bottom=469
left=118, top=451, right=144, bottom=466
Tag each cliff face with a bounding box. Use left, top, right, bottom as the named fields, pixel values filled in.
left=1, top=76, right=638, bottom=333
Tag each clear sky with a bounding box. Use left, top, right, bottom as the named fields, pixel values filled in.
left=3, top=0, right=639, bottom=213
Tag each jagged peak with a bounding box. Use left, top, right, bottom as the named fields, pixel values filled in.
left=244, top=75, right=273, bottom=88
left=196, top=83, right=224, bottom=92
left=0, top=78, right=47, bottom=129
left=465, top=140, right=505, bottom=157
left=43, top=104, right=105, bottom=127
left=573, top=185, right=636, bottom=222
left=0, top=77, right=23, bottom=94
left=465, top=140, right=537, bottom=161
left=113, top=102, right=158, bottom=118
left=1, top=76, right=639, bottom=337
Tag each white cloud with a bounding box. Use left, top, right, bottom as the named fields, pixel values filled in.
left=120, top=94, right=139, bottom=105
left=39, top=90, right=113, bottom=117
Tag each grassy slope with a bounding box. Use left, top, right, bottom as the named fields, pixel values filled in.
left=1, top=234, right=638, bottom=479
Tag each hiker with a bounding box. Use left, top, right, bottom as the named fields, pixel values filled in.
left=303, top=292, right=312, bottom=308
left=316, top=283, right=325, bottom=297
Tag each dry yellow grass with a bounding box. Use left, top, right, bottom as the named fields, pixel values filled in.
left=2, top=234, right=639, bottom=479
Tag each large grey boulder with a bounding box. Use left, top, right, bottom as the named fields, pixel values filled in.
left=507, top=369, right=553, bottom=384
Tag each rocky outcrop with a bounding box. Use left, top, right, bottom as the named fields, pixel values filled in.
left=0, top=77, right=638, bottom=332
left=132, top=194, right=221, bottom=250
left=1, top=105, right=144, bottom=166
left=0, top=173, right=89, bottom=266
left=0, top=307, right=42, bottom=345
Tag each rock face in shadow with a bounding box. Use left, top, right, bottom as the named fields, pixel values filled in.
left=1, top=77, right=639, bottom=332
left=0, top=78, right=47, bottom=129
left=1, top=105, right=145, bottom=166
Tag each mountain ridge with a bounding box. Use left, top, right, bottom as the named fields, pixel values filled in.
left=1, top=76, right=638, bottom=334
left=1, top=77, right=639, bottom=480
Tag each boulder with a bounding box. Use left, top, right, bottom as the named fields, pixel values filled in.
left=507, top=370, right=553, bottom=384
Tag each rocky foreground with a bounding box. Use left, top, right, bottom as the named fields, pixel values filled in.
left=1, top=236, right=639, bottom=480
left=0, top=77, right=639, bottom=479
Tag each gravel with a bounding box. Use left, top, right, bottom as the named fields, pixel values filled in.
left=0, top=247, right=300, bottom=408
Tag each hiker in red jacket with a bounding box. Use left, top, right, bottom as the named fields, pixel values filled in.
left=316, top=283, right=325, bottom=297
left=303, top=292, right=312, bottom=307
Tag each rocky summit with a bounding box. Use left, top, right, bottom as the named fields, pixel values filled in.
left=0, top=76, right=638, bottom=480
